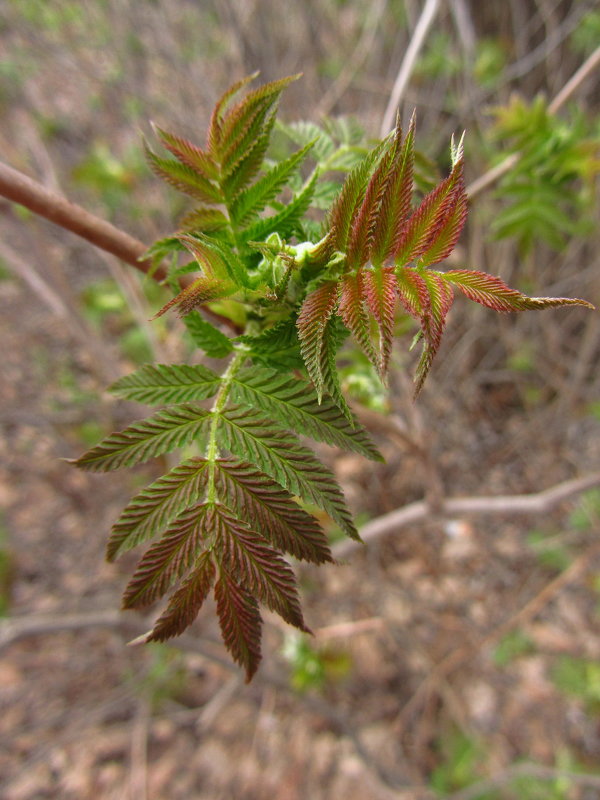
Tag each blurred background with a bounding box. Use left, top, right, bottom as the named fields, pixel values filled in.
left=0, top=1, right=599, bottom=798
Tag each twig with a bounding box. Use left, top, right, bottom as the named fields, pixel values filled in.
left=129, top=700, right=150, bottom=800
left=0, top=159, right=168, bottom=281
left=334, top=471, right=600, bottom=558
left=445, top=761, right=600, bottom=800
left=380, top=0, right=441, bottom=136
left=467, top=45, right=600, bottom=198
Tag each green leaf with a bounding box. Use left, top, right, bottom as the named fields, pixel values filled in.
left=213, top=504, right=308, bottom=631
left=107, top=457, right=210, bottom=560
left=214, top=458, right=332, bottom=564
left=179, top=234, right=248, bottom=287
left=110, top=363, right=221, bottom=405
left=146, top=551, right=216, bottom=642
left=236, top=318, right=304, bottom=370
left=183, top=312, right=234, bottom=358
left=240, top=170, right=318, bottom=244
left=231, top=141, right=315, bottom=226
left=144, top=143, right=221, bottom=204
left=214, top=565, right=263, bottom=682
left=218, top=406, right=360, bottom=540
left=122, top=502, right=211, bottom=608
left=71, top=405, right=212, bottom=472
left=178, top=206, right=229, bottom=234
left=231, top=366, right=382, bottom=460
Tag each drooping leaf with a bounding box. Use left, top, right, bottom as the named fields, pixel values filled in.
left=231, top=141, right=314, bottom=226
left=363, top=266, right=399, bottom=378
left=212, top=504, right=308, bottom=631
left=337, top=270, right=378, bottom=367
left=214, top=565, right=263, bottom=682
left=107, top=457, right=210, bottom=561
left=214, top=457, right=332, bottom=564
left=72, top=405, right=212, bottom=472
left=231, top=366, right=382, bottom=460
left=122, top=502, right=211, bottom=609
left=217, top=405, right=360, bottom=540
left=110, top=363, right=221, bottom=405
left=297, top=281, right=339, bottom=400
left=146, top=551, right=216, bottom=642
left=183, top=312, right=234, bottom=358
left=440, top=270, right=594, bottom=312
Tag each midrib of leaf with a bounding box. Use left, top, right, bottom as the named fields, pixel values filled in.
left=204, top=349, right=249, bottom=504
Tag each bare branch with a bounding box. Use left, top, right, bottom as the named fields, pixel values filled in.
left=335, top=471, right=600, bottom=558
left=0, top=160, right=168, bottom=282
left=379, top=0, right=441, bottom=136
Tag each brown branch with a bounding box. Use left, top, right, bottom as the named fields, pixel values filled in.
left=334, top=471, right=600, bottom=559
left=0, top=160, right=168, bottom=282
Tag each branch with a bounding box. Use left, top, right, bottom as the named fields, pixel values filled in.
left=334, top=471, right=600, bottom=558
left=0, top=160, right=168, bottom=282
left=379, top=0, right=441, bottom=136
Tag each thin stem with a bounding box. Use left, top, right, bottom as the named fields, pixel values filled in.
left=204, top=348, right=247, bottom=503
left=379, top=0, right=441, bottom=136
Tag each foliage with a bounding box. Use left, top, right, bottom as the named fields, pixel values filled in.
left=490, top=95, right=600, bottom=253
left=71, top=75, right=592, bottom=681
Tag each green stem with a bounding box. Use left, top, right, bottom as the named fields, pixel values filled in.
left=205, top=348, right=247, bottom=503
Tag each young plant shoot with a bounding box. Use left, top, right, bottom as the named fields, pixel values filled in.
left=71, top=75, right=592, bottom=681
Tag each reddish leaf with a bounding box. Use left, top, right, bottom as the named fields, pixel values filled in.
left=146, top=551, right=215, bottom=642
left=214, top=458, right=333, bottom=564
left=297, top=281, right=340, bottom=400
left=393, top=159, right=464, bottom=266
left=363, top=266, right=399, bottom=378
left=370, top=112, right=416, bottom=265
left=152, top=124, right=218, bottom=180
left=215, top=566, right=263, bottom=682
left=441, top=270, right=595, bottom=313
left=152, top=275, right=235, bottom=319
left=122, top=503, right=210, bottom=609
left=213, top=504, right=309, bottom=631
left=418, top=176, right=468, bottom=266
left=144, top=143, right=222, bottom=204
left=337, top=270, right=378, bottom=367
